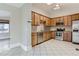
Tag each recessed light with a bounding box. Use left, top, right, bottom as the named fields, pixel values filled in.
left=47, top=3, right=52, bottom=5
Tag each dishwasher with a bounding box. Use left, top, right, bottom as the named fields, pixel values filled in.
left=37, top=32, right=43, bottom=44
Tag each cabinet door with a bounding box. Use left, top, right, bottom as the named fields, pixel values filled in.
left=63, top=32, right=68, bottom=41
left=63, top=32, right=72, bottom=42
left=48, top=32, right=51, bottom=40
left=67, top=15, right=72, bottom=26
left=71, top=14, right=79, bottom=21
left=51, top=18, right=56, bottom=26
left=56, top=17, right=60, bottom=23
left=40, top=15, right=44, bottom=21
left=75, top=14, right=79, bottom=20
left=67, top=32, right=72, bottom=42
left=32, top=12, right=35, bottom=26
left=63, top=16, right=68, bottom=26
left=35, top=13, right=40, bottom=26
left=32, top=33, right=38, bottom=46
left=43, top=32, right=47, bottom=41
left=45, top=17, right=51, bottom=26
left=51, top=32, right=55, bottom=39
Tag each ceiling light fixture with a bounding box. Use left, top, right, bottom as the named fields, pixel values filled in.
left=47, top=3, right=52, bottom=5
left=47, top=3, right=62, bottom=10
left=53, top=4, right=61, bottom=10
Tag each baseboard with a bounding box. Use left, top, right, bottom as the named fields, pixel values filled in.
left=20, top=44, right=27, bottom=51
left=10, top=43, right=21, bottom=49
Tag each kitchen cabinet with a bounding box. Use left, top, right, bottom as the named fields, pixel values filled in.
left=43, top=32, right=51, bottom=41
left=32, top=12, right=40, bottom=26
left=32, top=32, right=38, bottom=46
left=44, top=17, right=51, bottom=26
left=34, top=13, right=40, bottom=26
left=56, top=17, right=60, bottom=23
left=51, top=31, right=55, bottom=39
left=55, top=17, right=64, bottom=26
left=71, top=14, right=79, bottom=21
left=40, top=15, right=44, bottom=21
left=43, top=32, right=47, bottom=41
left=67, top=15, right=72, bottom=26
left=32, top=12, right=35, bottom=26
left=50, top=18, right=56, bottom=26
left=63, top=16, right=68, bottom=26
left=47, top=32, right=51, bottom=40
left=63, top=32, right=72, bottom=42
left=63, top=15, right=72, bottom=26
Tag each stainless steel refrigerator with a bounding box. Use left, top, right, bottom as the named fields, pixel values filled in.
left=72, top=20, right=79, bottom=43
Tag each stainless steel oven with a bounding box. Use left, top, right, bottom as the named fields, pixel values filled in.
left=56, top=31, right=63, bottom=41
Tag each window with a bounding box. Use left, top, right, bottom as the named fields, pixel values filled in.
left=0, top=23, right=9, bottom=33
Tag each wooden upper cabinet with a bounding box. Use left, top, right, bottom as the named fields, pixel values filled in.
left=51, top=18, right=56, bottom=26
left=56, top=17, right=60, bottom=23
left=40, top=15, right=44, bottom=21
left=59, top=17, right=63, bottom=22
left=44, top=17, right=51, bottom=26
left=34, top=13, right=40, bottom=26
left=71, top=14, right=79, bottom=21
left=63, top=16, right=68, bottom=26
left=32, top=12, right=35, bottom=26
left=67, top=15, right=72, bottom=26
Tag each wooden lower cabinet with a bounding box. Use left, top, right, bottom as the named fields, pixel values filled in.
left=51, top=31, right=55, bottom=39
left=43, top=32, right=47, bottom=41
left=43, top=32, right=51, bottom=41
left=32, top=32, right=38, bottom=46
left=63, top=32, right=72, bottom=42
left=47, top=32, right=51, bottom=40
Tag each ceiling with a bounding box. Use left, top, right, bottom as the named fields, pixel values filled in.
left=32, top=3, right=79, bottom=17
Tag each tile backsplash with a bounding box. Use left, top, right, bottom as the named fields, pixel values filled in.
left=32, top=26, right=72, bottom=32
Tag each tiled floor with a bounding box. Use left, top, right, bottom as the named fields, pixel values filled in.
left=0, top=39, right=79, bottom=56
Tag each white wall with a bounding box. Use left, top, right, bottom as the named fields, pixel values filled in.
left=0, top=4, right=22, bottom=48
left=20, top=3, right=32, bottom=51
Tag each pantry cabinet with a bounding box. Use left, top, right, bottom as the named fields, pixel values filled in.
left=63, top=32, right=72, bottom=42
